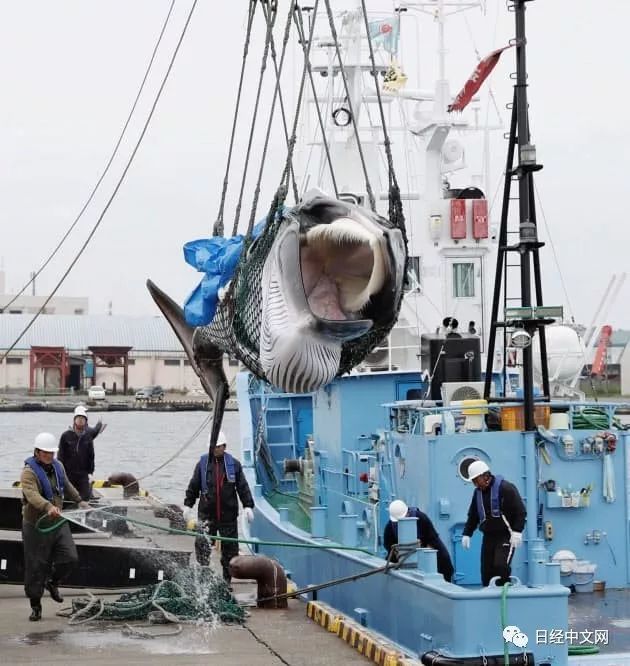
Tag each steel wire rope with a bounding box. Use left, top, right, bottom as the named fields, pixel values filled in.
left=293, top=5, right=339, bottom=198
left=258, top=1, right=299, bottom=205
left=0, top=0, right=199, bottom=364
left=252, top=0, right=321, bottom=237
left=232, top=3, right=278, bottom=237
left=533, top=182, right=575, bottom=324
left=359, top=1, right=404, bottom=213
left=245, top=0, right=300, bottom=235
left=396, top=94, right=428, bottom=352
left=131, top=411, right=211, bottom=485
left=363, top=102, right=386, bottom=195
left=315, top=14, right=353, bottom=192
left=312, top=6, right=352, bottom=192
left=213, top=0, right=258, bottom=237
left=533, top=180, right=599, bottom=399
left=1, top=0, right=177, bottom=313
left=322, top=0, right=377, bottom=212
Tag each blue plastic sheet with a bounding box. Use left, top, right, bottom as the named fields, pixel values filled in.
left=183, top=222, right=264, bottom=326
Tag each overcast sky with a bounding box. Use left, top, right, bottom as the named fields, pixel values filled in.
left=1, top=1, right=629, bottom=329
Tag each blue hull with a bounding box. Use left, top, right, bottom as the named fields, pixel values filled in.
left=238, top=370, right=629, bottom=664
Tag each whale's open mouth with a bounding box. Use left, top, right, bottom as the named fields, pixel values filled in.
left=300, top=216, right=387, bottom=321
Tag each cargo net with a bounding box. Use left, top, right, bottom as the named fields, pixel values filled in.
left=196, top=204, right=407, bottom=386
left=65, top=567, right=246, bottom=626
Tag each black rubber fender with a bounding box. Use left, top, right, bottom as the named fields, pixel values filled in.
left=421, top=651, right=536, bottom=665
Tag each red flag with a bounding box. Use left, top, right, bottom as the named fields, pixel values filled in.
left=448, top=44, right=514, bottom=113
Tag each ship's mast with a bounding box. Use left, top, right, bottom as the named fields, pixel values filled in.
left=483, top=0, right=552, bottom=429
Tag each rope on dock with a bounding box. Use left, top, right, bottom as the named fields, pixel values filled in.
left=60, top=571, right=245, bottom=627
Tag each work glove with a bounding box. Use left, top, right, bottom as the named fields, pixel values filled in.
left=461, top=535, right=471, bottom=549
left=183, top=506, right=194, bottom=523
left=509, top=532, right=523, bottom=549
left=244, top=507, right=255, bottom=524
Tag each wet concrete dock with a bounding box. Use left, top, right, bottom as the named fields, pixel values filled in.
left=0, top=583, right=368, bottom=665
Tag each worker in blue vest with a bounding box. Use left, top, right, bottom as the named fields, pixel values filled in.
left=461, top=460, right=527, bottom=586
left=383, top=500, right=454, bottom=582
left=183, top=430, right=254, bottom=584
left=21, top=432, right=89, bottom=621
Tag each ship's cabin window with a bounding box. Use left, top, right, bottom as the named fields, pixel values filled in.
left=458, top=456, right=479, bottom=481
left=453, top=262, right=474, bottom=298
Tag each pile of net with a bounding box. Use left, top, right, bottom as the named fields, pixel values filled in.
left=68, top=567, right=246, bottom=625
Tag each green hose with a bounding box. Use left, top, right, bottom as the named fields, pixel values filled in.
left=35, top=509, right=373, bottom=555
left=501, top=583, right=510, bottom=666
left=568, top=645, right=599, bottom=655
left=572, top=407, right=626, bottom=430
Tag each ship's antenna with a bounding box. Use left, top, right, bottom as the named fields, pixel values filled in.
left=483, top=0, right=552, bottom=430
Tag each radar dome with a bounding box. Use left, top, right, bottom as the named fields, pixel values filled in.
left=532, top=325, right=585, bottom=384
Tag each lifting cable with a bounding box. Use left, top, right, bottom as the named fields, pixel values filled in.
left=244, top=0, right=320, bottom=241
left=1, top=0, right=177, bottom=313
left=259, top=1, right=299, bottom=206
left=292, top=3, right=339, bottom=199
left=213, top=0, right=258, bottom=238
left=322, top=0, right=376, bottom=212
left=246, top=0, right=300, bottom=235
left=359, top=0, right=406, bottom=235
left=0, top=0, right=199, bottom=364
left=232, top=2, right=278, bottom=237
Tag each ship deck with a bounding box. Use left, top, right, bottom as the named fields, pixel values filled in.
left=568, top=588, right=630, bottom=657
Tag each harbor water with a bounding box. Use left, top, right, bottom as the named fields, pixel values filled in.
left=0, top=410, right=241, bottom=505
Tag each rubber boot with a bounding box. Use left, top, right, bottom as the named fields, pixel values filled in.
left=45, top=579, right=64, bottom=603
left=29, top=599, right=42, bottom=621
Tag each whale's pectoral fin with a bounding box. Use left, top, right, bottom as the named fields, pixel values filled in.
left=146, top=279, right=229, bottom=450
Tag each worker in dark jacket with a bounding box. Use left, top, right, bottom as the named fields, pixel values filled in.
left=384, top=500, right=454, bottom=582
left=184, top=430, right=254, bottom=583
left=57, top=405, right=105, bottom=500
left=22, top=432, right=89, bottom=621
left=461, top=461, right=527, bottom=586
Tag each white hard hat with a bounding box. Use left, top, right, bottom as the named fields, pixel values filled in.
left=34, top=432, right=57, bottom=453
left=467, top=460, right=490, bottom=480
left=388, top=499, right=408, bottom=522
left=208, top=430, right=228, bottom=447
left=74, top=405, right=88, bottom=418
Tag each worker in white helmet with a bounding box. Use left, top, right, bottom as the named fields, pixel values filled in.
left=183, top=429, right=254, bottom=584
left=58, top=404, right=106, bottom=501
left=384, top=499, right=454, bottom=582
left=461, top=460, right=527, bottom=586
left=21, top=432, right=90, bottom=621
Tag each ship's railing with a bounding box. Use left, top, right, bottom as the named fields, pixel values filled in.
left=383, top=399, right=630, bottom=436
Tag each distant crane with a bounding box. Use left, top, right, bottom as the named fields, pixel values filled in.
left=591, top=325, right=612, bottom=377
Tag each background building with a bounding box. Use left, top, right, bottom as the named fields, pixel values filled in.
left=0, top=314, right=239, bottom=394
left=0, top=271, right=88, bottom=315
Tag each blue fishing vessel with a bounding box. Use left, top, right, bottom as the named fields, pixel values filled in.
left=234, top=1, right=630, bottom=664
